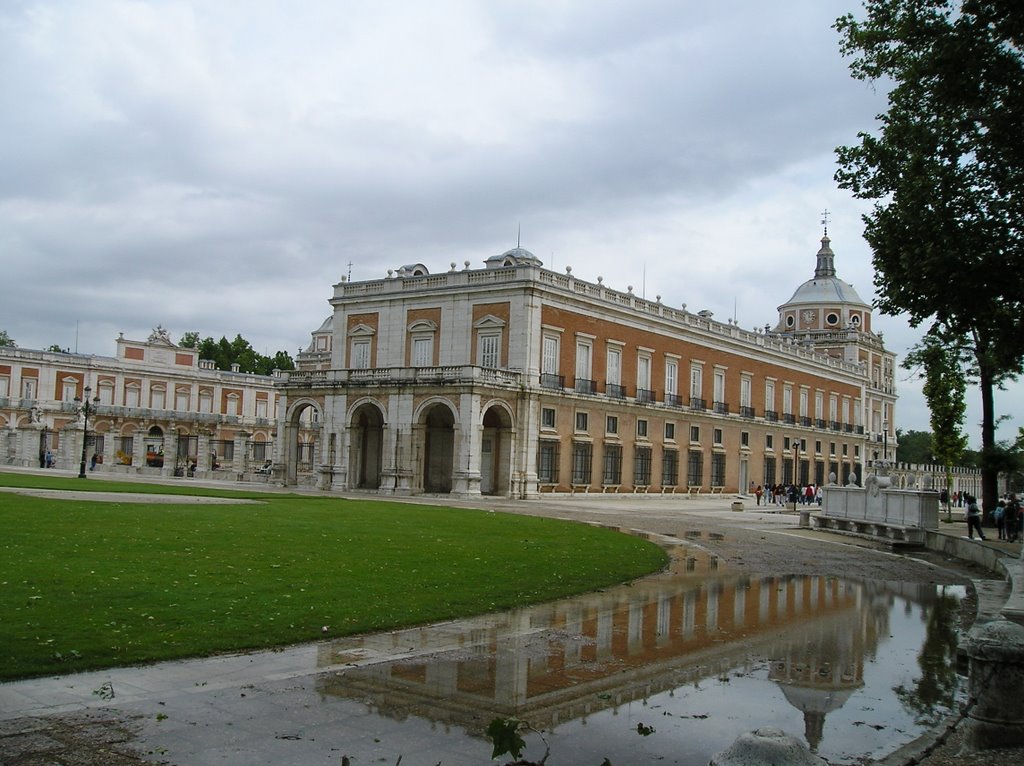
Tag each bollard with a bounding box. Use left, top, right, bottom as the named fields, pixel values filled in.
left=710, top=727, right=826, bottom=766
left=731, top=500, right=744, bottom=512
left=961, top=618, right=1024, bottom=752
left=799, top=509, right=810, bottom=528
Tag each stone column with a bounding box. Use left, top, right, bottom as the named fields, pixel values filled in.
left=132, top=428, right=146, bottom=469
left=234, top=431, right=250, bottom=474
left=961, top=618, right=1024, bottom=751
left=197, top=431, right=212, bottom=473
left=161, top=428, right=177, bottom=477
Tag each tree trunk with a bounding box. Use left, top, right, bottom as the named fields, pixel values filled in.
left=978, top=361, right=998, bottom=515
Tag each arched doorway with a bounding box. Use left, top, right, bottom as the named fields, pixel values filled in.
left=480, top=404, right=513, bottom=496
left=286, top=401, right=321, bottom=485
left=144, top=426, right=164, bottom=467
left=350, top=402, right=384, bottom=489
left=422, top=404, right=455, bottom=494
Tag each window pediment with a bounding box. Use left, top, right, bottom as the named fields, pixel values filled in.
left=348, top=324, right=376, bottom=337
left=473, top=315, right=506, bottom=330
left=408, top=319, right=438, bottom=333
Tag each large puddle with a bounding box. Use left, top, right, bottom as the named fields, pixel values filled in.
left=311, top=543, right=965, bottom=765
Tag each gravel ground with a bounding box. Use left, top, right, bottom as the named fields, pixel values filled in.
left=2, top=493, right=1021, bottom=765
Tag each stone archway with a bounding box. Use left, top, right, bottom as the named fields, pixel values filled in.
left=350, top=402, right=384, bottom=489
left=480, top=404, right=513, bottom=496
left=422, top=404, right=455, bottom=494
left=285, top=401, right=321, bottom=486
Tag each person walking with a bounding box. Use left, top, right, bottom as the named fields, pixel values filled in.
left=993, top=497, right=1006, bottom=540
left=965, top=495, right=986, bottom=541
left=1005, top=494, right=1021, bottom=543
left=754, top=484, right=763, bottom=506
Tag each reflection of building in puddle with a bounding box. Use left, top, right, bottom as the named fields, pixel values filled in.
left=315, top=570, right=942, bottom=753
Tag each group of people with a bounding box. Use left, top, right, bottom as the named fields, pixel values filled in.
left=752, top=483, right=822, bottom=507
left=964, top=493, right=1021, bottom=542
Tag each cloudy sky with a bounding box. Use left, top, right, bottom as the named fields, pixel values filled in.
left=1, top=0, right=1019, bottom=447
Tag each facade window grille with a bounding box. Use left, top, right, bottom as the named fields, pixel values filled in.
left=661, top=449, right=679, bottom=487
left=537, top=440, right=560, bottom=483
left=606, top=415, right=618, bottom=434
left=541, top=407, right=556, bottom=429
left=711, top=453, right=726, bottom=486
left=634, top=446, right=652, bottom=486
left=637, top=419, right=648, bottom=438
left=479, top=333, right=500, bottom=368
left=690, top=425, right=700, bottom=443
left=763, top=456, right=777, bottom=486
left=687, top=450, right=703, bottom=487
left=664, top=422, right=675, bottom=441
left=571, top=441, right=593, bottom=485
left=602, top=444, right=622, bottom=486
left=575, top=411, right=589, bottom=432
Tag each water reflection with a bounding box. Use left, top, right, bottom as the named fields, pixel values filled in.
left=314, top=546, right=963, bottom=764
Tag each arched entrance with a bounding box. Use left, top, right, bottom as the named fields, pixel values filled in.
left=480, top=404, right=513, bottom=496
left=422, top=403, right=455, bottom=494
left=144, top=426, right=164, bottom=467
left=286, top=401, right=321, bottom=486
left=349, top=402, right=384, bottom=489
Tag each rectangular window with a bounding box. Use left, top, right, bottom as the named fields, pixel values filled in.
left=606, top=347, right=621, bottom=386
left=800, top=389, right=808, bottom=418
left=713, top=369, right=725, bottom=403
left=711, top=453, right=726, bottom=487
left=665, top=359, right=678, bottom=396
left=226, top=395, right=240, bottom=416
left=713, top=428, right=723, bottom=445
left=199, top=391, right=213, bottom=413
left=740, top=376, right=751, bottom=408
left=766, top=434, right=774, bottom=449
left=602, top=444, right=623, bottom=485
left=637, top=419, right=648, bottom=438
left=741, top=431, right=749, bottom=447
left=541, top=407, right=556, bottom=429
left=637, top=355, right=651, bottom=391
left=22, top=377, right=37, bottom=399
left=256, top=399, right=268, bottom=418
left=687, top=450, right=704, bottom=487
left=151, top=388, right=165, bottom=410
left=815, top=391, right=824, bottom=420
left=575, top=411, right=589, bottom=432
left=351, top=340, right=371, bottom=369
left=634, top=446, right=652, bottom=486
left=765, top=380, right=775, bottom=411
left=571, top=441, right=593, bottom=485
left=413, top=336, right=433, bottom=366
left=175, top=390, right=190, bottom=411
left=661, top=450, right=679, bottom=486
left=62, top=380, right=77, bottom=402
left=125, top=386, right=139, bottom=408
left=537, top=440, right=560, bottom=483
left=690, top=425, right=700, bottom=443
left=542, top=336, right=559, bottom=374
left=690, top=365, right=702, bottom=397
left=479, top=334, right=500, bottom=368
left=576, top=341, right=592, bottom=380
left=763, top=456, right=777, bottom=486
left=664, top=422, right=675, bottom=441
left=783, top=385, right=793, bottom=415
left=606, top=415, right=618, bottom=435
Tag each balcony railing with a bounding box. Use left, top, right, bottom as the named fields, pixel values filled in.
left=782, top=413, right=796, bottom=425
left=665, top=392, right=683, bottom=407
left=606, top=383, right=626, bottom=399
left=830, top=421, right=842, bottom=431
left=800, top=416, right=812, bottom=427
left=765, top=409, right=778, bottom=422
left=856, top=425, right=865, bottom=435
left=740, top=405, right=755, bottom=418
left=689, top=397, right=707, bottom=411
left=713, top=401, right=730, bottom=415
left=636, top=388, right=656, bottom=404
left=816, top=418, right=827, bottom=429
left=539, top=373, right=564, bottom=390
left=575, top=378, right=598, bottom=395
left=844, top=423, right=854, bottom=433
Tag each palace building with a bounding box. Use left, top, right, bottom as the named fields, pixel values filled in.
left=275, top=233, right=898, bottom=497
left=0, top=327, right=285, bottom=476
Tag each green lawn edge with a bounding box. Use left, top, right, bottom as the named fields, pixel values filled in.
left=0, top=472, right=668, bottom=681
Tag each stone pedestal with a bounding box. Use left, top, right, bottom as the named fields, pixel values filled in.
left=961, top=618, right=1024, bottom=752
left=710, top=727, right=826, bottom=766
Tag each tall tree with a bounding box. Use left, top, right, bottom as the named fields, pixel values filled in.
left=834, top=0, right=1024, bottom=512
left=177, top=331, right=294, bottom=375
left=0, top=330, right=16, bottom=347
left=908, top=331, right=968, bottom=519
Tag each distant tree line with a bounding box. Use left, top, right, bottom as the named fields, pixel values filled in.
left=178, top=332, right=295, bottom=376
left=897, top=428, right=1023, bottom=480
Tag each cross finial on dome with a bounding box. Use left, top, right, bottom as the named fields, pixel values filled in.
left=820, top=208, right=830, bottom=236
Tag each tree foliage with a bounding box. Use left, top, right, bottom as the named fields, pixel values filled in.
left=834, top=0, right=1024, bottom=510
left=178, top=332, right=295, bottom=376
left=895, top=429, right=933, bottom=464
left=0, top=330, right=15, bottom=348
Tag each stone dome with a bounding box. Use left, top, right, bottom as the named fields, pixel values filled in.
left=778, top=235, right=869, bottom=311
left=485, top=246, right=543, bottom=269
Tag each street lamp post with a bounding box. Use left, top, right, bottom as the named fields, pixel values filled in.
left=791, top=436, right=801, bottom=512
left=76, top=385, right=99, bottom=479
left=882, top=419, right=889, bottom=463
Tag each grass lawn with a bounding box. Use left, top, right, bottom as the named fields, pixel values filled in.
left=0, top=473, right=667, bottom=681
